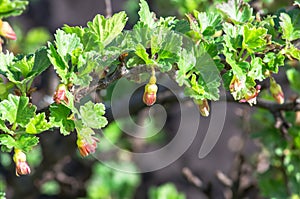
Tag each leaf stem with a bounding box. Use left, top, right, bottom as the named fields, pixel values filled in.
left=237, top=48, right=245, bottom=61
left=11, top=123, right=17, bottom=131
left=241, top=52, right=250, bottom=62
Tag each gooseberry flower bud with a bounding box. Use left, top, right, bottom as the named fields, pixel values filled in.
left=13, top=149, right=31, bottom=176
left=269, top=77, right=284, bottom=104
left=0, top=20, right=16, bottom=40
left=295, top=111, right=300, bottom=126
left=53, top=84, right=68, bottom=104
left=143, top=76, right=158, bottom=106
left=195, top=99, right=210, bottom=117
left=77, top=136, right=99, bottom=157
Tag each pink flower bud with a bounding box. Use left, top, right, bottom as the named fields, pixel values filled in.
left=53, top=84, right=69, bottom=104
left=77, top=136, right=99, bottom=157
left=143, top=76, right=158, bottom=106
left=270, top=77, right=284, bottom=104
left=13, top=149, right=31, bottom=176
left=0, top=20, right=16, bottom=40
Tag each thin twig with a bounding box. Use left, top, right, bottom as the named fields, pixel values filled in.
left=104, top=0, right=112, bottom=18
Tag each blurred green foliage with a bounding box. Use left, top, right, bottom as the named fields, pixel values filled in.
left=149, top=183, right=186, bottom=199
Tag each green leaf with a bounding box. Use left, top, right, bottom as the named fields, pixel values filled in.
left=138, top=0, right=156, bottom=29
left=26, top=113, right=51, bottom=134
left=279, top=13, right=300, bottom=41
left=31, top=47, right=51, bottom=77
left=15, top=134, right=39, bottom=152
left=5, top=54, right=38, bottom=89
left=55, top=29, right=83, bottom=58
left=135, top=43, right=155, bottom=65
left=262, top=52, right=285, bottom=73
left=223, top=22, right=243, bottom=52
left=223, top=47, right=244, bottom=78
left=87, top=12, right=128, bottom=47
left=47, top=43, right=69, bottom=84
left=48, top=29, right=82, bottom=84
left=248, top=57, right=264, bottom=81
left=192, top=10, right=222, bottom=36
left=0, top=51, right=14, bottom=74
left=281, top=45, right=300, bottom=60
left=63, top=25, right=85, bottom=41
left=0, top=94, right=36, bottom=127
left=79, top=101, right=108, bottom=129
left=242, top=24, right=267, bottom=53
left=176, top=49, right=196, bottom=86
left=155, top=29, right=182, bottom=72
left=49, top=103, right=75, bottom=136
left=0, top=120, right=14, bottom=135
left=0, top=134, right=16, bottom=152
left=287, top=68, right=300, bottom=94
left=0, top=0, right=28, bottom=18
left=149, top=183, right=186, bottom=199
left=216, top=0, right=253, bottom=24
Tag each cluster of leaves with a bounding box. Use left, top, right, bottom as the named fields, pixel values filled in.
left=0, top=0, right=299, bottom=198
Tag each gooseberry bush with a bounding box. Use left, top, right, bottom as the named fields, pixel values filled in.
left=0, top=0, right=300, bottom=198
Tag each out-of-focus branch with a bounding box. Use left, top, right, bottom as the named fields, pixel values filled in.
left=182, top=167, right=212, bottom=197
left=104, top=0, right=112, bottom=17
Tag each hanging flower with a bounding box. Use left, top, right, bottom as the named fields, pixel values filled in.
left=77, top=136, right=99, bottom=157
left=196, top=99, right=210, bottom=117
left=269, top=77, right=284, bottom=104
left=143, top=75, right=158, bottom=106
left=239, top=85, right=261, bottom=105
left=53, top=84, right=69, bottom=104
left=0, top=20, right=16, bottom=40
left=13, top=149, right=31, bottom=176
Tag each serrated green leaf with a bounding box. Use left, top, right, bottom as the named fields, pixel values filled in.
left=31, top=47, right=51, bottom=77
left=0, top=134, right=16, bottom=152
left=193, top=10, right=222, bottom=36
left=156, top=30, right=182, bottom=65
left=49, top=103, right=75, bottom=136
left=263, top=52, right=285, bottom=73
left=282, top=45, right=300, bottom=60
left=242, top=24, right=267, bottom=53
left=279, top=13, right=300, bottom=41
left=55, top=29, right=83, bottom=58
left=0, top=94, right=36, bottom=127
left=15, top=134, right=39, bottom=152
left=0, top=0, right=28, bottom=18
left=0, top=120, right=14, bottom=135
left=47, top=42, right=68, bottom=84
left=87, top=12, right=127, bottom=47
left=135, top=43, right=155, bottom=65
left=47, top=30, right=83, bottom=84
left=223, top=47, right=244, bottom=78
left=8, top=55, right=34, bottom=82
left=216, top=0, right=253, bottom=24
left=248, top=57, right=264, bottom=81
left=138, top=0, right=156, bottom=29
left=0, top=51, right=14, bottom=73
left=26, top=113, right=51, bottom=134
left=223, top=22, right=243, bottom=52
left=80, top=101, right=108, bottom=129
left=63, top=25, right=85, bottom=41
left=222, top=71, right=233, bottom=90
